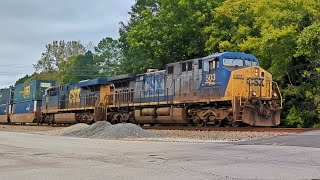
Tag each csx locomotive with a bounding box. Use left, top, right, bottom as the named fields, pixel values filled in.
left=0, top=52, right=282, bottom=127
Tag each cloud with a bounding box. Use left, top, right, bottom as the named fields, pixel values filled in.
left=0, top=0, right=134, bottom=88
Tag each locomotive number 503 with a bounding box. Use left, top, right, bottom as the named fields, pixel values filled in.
left=205, top=74, right=216, bottom=85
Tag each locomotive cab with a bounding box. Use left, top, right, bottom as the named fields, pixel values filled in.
left=201, top=52, right=282, bottom=126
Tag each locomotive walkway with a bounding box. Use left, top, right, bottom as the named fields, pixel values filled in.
left=0, top=131, right=319, bottom=180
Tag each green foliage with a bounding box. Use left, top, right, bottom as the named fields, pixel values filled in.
left=59, top=51, right=100, bottom=84
left=204, top=0, right=320, bottom=127
left=120, top=0, right=223, bottom=73
left=94, top=37, right=122, bottom=76
left=15, top=75, right=31, bottom=85
left=285, top=106, right=304, bottom=128
left=34, top=40, right=87, bottom=72
left=15, top=72, right=59, bottom=85
left=282, top=84, right=320, bottom=127
left=205, top=0, right=319, bottom=79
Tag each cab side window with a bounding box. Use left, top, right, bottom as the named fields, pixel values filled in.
left=49, top=89, right=57, bottom=96
left=204, top=58, right=219, bottom=71
left=209, top=61, right=215, bottom=70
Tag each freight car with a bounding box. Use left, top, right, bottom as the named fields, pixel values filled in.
left=0, top=80, right=55, bottom=124
left=0, top=88, right=11, bottom=123
left=104, top=52, right=282, bottom=127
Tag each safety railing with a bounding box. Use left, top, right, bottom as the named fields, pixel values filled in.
left=272, top=81, right=283, bottom=108
left=58, top=95, right=98, bottom=111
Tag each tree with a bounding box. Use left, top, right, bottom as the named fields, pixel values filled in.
left=205, top=0, right=319, bottom=79
left=59, top=51, right=100, bottom=84
left=15, top=72, right=59, bottom=85
left=204, top=0, right=320, bottom=127
left=94, top=37, right=122, bottom=76
left=119, top=0, right=224, bottom=73
left=34, top=40, right=86, bottom=72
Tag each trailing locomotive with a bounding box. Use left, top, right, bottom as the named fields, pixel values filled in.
left=41, top=79, right=109, bottom=124
left=0, top=52, right=282, bottom=127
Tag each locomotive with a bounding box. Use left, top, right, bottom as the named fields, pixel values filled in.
left=0, top=52, right=282, bottom=127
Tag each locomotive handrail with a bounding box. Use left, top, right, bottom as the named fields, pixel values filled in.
left=273, top=81, right=283, bottom=108
left=232, top=81, right=240, bottom=119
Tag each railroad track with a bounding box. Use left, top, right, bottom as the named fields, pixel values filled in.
left=0, top=123, right=70, bottom=128
left=142, top=126, right=316, bottom=133
left=1, top=123, right=317, bottom=133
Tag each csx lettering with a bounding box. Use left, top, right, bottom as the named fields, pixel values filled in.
left=69, top=89, right=81, bottom=103
left=246, top=78, right=264, bottom=87
left=23, top=85, right=31, bottom=98
left=143, top=76, right=164, bottom=95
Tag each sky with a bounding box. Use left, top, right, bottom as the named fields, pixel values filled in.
left=0, top=0, right=134, bottom=88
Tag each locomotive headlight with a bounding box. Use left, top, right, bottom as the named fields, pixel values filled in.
left=272, top=92, right=278, bottom=99
left=252, top=91, right=257, bottom=97
left=254, top=68, right=259, bottom=76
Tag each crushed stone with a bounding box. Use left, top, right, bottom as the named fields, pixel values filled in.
left=42, top=123, right=90, bottom=136
left=66, top=121, right=161, bottom=139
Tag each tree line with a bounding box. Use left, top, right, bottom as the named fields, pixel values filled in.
left=16, top=0, right=320, bottom=127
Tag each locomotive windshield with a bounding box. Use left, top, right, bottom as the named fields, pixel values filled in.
left=244, top=60, right=258, bottom=66
left=223, top=58, right=244, bottom=67
left=223, top=58, right=258, bottom=67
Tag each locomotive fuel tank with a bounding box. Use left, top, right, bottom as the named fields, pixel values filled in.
left=135, top=107, right=189, bottom=124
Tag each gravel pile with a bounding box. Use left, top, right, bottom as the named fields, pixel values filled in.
left=42, top=123, right=90, bottom=136
left=66, top=121, right=161, bottom=139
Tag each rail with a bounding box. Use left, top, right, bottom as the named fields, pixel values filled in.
left=142, top=126, right=316, bottom=133
left=2, top=123, right=317, bottom=133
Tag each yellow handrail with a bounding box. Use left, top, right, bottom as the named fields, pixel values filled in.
left=239, top=88, right=246, bottom=106
left=232, top=80, right=247, bottom=119
left=273, top=81, right=283, bottom=108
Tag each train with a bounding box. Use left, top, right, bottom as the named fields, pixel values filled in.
left=0, top=52, right=283, bottom=127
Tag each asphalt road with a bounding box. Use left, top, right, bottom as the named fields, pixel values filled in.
left=238, top=130, right=320, bottom=148
left=0, top=131, right=319, bottom=180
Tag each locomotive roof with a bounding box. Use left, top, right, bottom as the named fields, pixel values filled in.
left=76, top=78, right=109, bottom=87
left=107, top=73, right=136, bottom=82
left=203, top=52, right=258, bottom=61
left=166, top=52, right=258, bottom=67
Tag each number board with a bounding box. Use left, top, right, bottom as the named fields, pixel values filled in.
left=205, top=74, right=216, bottom=85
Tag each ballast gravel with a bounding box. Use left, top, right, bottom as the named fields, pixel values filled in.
left=65, top=121, right=161, bottom=139
left=42, top=122, right=291, bottom=142
left=0, top=123, right=292, bottom=142
left=149, top=130, right=291, bottom=142
left=41, top=123, right=90, bottom=136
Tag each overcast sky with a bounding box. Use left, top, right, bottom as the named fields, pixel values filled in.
left=0, top=0, right=134, bottom=88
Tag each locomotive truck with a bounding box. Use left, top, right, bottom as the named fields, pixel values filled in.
left=0, top=52, right=282, bottom=127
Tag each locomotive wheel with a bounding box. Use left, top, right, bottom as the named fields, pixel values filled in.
left=208, top=115, right=221, bottom=127
left=192, top=115, right=204, bottom=127
left=231, top=122, right=242, bottom=127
